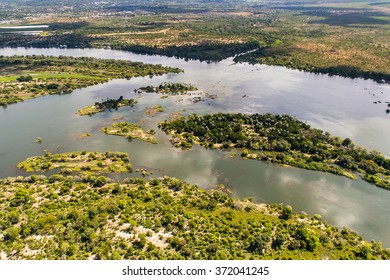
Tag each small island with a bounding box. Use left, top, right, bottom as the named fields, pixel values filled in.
left=159, top=113, right=390, bottom=190
left=17, top=151, right=133, bottom=175
left=135, top=82, right=198, bottom=96
left=78, top=97, right=137, bottom=116
left=102, top=122, right=158, bottom=144
left=144, top=105, right=164, bottom=117
left=79, top=133, right=91, bottom=139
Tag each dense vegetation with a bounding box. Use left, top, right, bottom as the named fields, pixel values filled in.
left=78, top=97, right=137, bottom=116
left=159, top=113, right=390, bottom=190
left=0, top=55, right=182, bottom=106
left=102, top=122, right=158, bottom=144
left=1, top=171, right=388, bottom=260
left=136, top=82, right=198, bottom=95
left=234, top=47, right=390, bottom=84
left=120, top=42, right=260, bottom=63
left=17, top=151, right=132, bottom=175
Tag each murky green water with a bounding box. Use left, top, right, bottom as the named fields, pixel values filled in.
left=0, top=47, right=389, bottom=247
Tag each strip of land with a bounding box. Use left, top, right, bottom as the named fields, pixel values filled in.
left=0, top=55, right=182, bottom=106
left=17, top=151, right=133, bottom=175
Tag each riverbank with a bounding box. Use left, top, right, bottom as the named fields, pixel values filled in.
left=1, top=167, right=388, bottom=259
left=0, top=55, right=182, bottom=106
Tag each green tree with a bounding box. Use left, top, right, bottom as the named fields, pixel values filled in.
left=93, top=176, right=107, bottom=188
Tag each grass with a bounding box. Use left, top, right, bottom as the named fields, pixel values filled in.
left=0, top=73, right=103, bottom=82
left=102, top=122, right=158, bottom=144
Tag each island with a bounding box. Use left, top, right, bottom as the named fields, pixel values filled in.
left=102, top=122, right=158, bottom=144
left=159, top=113, right=390, bottom=190
left=144, top=105, right=164, bottom=117
left=17, top=151, right=133, bottom=175
left=77, top=97, right=137, bottom=116
left=136, top=82, right=198, bottom=95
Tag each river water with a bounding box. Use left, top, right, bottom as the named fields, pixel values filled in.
left=0, top=47, right=389, bottom=247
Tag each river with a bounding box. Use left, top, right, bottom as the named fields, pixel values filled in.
left=0, top=47, right=389, bottom=247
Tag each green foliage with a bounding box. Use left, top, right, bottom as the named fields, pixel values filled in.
left=281, top=205, right=293, bottom=220
left=0, top=174, right=388, bottom=260
left=297, top=226, right=320, bottom=252
left=4, top=226, right=19, bottom=242
left=102, top=122, right=158, bottom=144
left=78, top=97, right=137, bottom=116
left=11, top=188, right=31, bottom=207
left=137, top=82, right=198, bottom=95
left=16, top=75, right=33, bottom=82
left=93, top=176, right=107, bottom=188
left=17, top=151, right=132, bottom=175
left=159, top=113, right=390, bottom=190
left=248, top=234, right=270, bottom=254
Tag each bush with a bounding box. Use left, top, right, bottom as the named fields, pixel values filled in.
left=93, top=176, right=107, bottom=188
left=281, top=205, right=293, bottom=220
left=4, top=226, right=19, bottom=242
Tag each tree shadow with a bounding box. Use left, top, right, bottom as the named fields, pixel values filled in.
left=305, top=11, right=390, bottom=27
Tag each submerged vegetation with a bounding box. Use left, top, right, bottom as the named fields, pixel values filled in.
left=159, top=113, right=390, bottom=190
left=102, top=122, right=158, bottom=144
left=0, top=172, right=388, bottom=260
left=78, top=97, right=137, bottom=116
left=0, top=55, right=182, bottom=106
left=145, top=105, right=164, bottom=117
